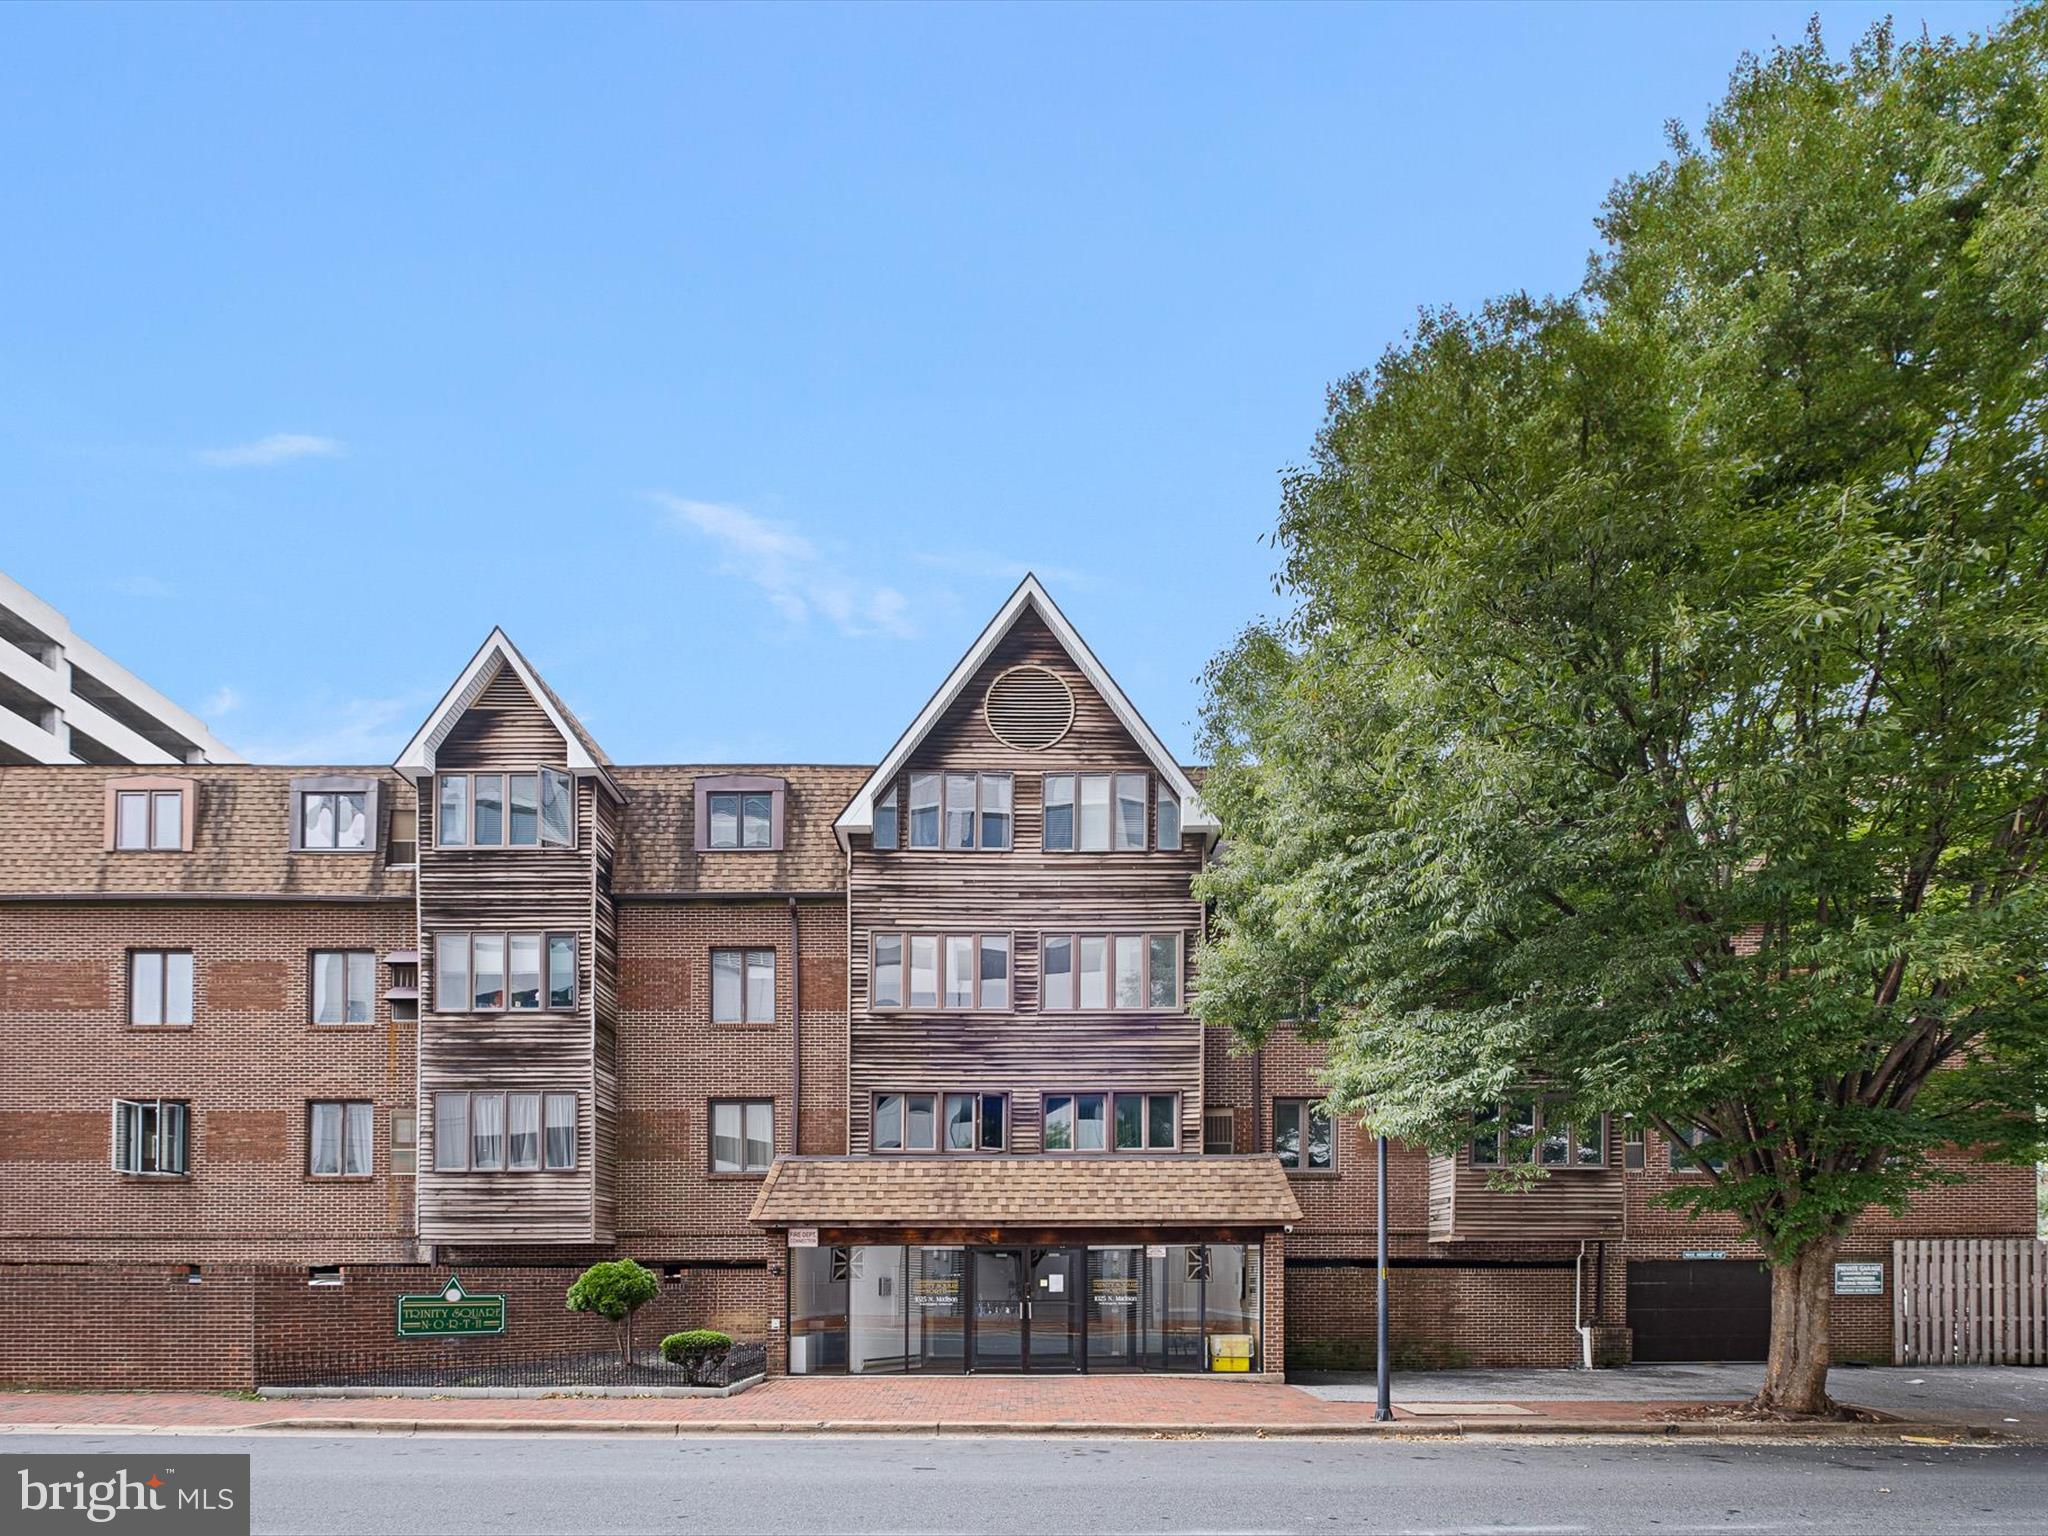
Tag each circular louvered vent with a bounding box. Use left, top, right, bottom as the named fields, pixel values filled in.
left=984, top=664, right=1075, bottom=751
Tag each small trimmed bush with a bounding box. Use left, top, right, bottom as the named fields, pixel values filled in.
left=659, top=1327, right=733, bottom=1368
left=566, top=1259, right=661, bottom=1366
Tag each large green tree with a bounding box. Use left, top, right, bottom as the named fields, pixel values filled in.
left=1194, top=12, right=2048, bottom=1414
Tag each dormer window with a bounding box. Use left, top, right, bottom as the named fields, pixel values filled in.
left=693, top=775, right=786, bottom=852
left=106, top=776, right=195, bottom=852
left=436, top=769, right=573, bottom=849
left=291, top=775, right=381, bottom=852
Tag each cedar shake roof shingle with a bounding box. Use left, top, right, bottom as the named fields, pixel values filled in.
left=0, top=765, right=415, bottom=898
left=748, top=1155, right=1304, bottom=1229
left=611, top=765, right=866, bottom=895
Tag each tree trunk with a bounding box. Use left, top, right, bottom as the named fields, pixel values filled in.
left=619, top=1313, right=633, bottom=1368
left=1754, top=1236, right=1838, bottom=1416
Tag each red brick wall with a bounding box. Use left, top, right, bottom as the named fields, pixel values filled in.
left=0, top=902, right=419, bottom=1266
left=0, top=1263, right=256, bottom=1390
left=1287, top=1263, right=1583, bottom=1371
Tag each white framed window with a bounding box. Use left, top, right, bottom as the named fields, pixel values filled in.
left=1039, top=932, right=1179, bottom=1011
left=433, top=932, right=577, bottom=1013
left=873, top=1092, right=938, bottom=1153
left=870, top=933, right=1010, bottom=1010
left=1274, top=1099, right=1334, bottom=1171
left=308, top=1100, right=374, bottom=1177
left=1114, top=1092, right=1178, bottom=1151
left=711, top=1099, right=774, bottom=1173
left=311, top=951, right=376, bottom=1025
left=111, top=1098, right=188, bottom=1175
left=712, top=948, right=777, bottom=1024
left=436, top=769, right=573, bottom=848
left=129, top=950, right=194, bottom=1027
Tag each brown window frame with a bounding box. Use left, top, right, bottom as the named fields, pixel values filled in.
left=1273, top=1098, right=1335, bottom=1174
left=1038, top=931, right=1180, bottom=1012
left=1112, top=1091, right=1179, bottom=1152
left=434, top=768, right=574, bottom=851
left=710, top=947, right=777, bottom=1025
left=1041, top=1090, right=1111, bottom=1154
left=694, top=774, right=786, bottom=852
left=430, top=930, right=579, bottom=1015
left=127, top=949, right=195, bottom=1028
left=309, top=949, right=378, bottom=1027
left=106, top=776, right=195, bottom=852
left=708, top=1098, right=775, bottom=1175
left=871, top=1091, right=940, bottom=1153
left=429, top=1089, right=577, bottom=1174
left=902, top=771, right=1013, bottom=852
left=1470, top=1099, right=1608, bottom=1170
left=290, top=774, right=381, bottom=854
left=1203, top=1106, right=1237, bottom=1154
left=1040, top=772, right=1150, bottom=854
left=869, top=931, right=1012, bottom=1012
left=306, top=1100, right=375, bottom=1179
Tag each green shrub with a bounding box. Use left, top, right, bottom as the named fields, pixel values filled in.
left=566, top=1259, right=661, bottom=1365
left=660, top=1328, right=734, bottom=1365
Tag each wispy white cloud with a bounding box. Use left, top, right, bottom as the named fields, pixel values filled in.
left=196, top=433, right=345, bottom=468
left=108, top=574, right=177, bottom=599
left=229, top=691, right=431, bottom=765
left=652, top=494, right=919, bottom=640
left=200, top=684, right=242, bottom=719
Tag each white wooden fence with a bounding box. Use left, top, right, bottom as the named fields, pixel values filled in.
left=1893, top=1238, right=2048, bottom=1365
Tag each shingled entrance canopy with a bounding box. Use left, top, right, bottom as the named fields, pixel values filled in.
left=749, top=1155, right=1303, bottom=1230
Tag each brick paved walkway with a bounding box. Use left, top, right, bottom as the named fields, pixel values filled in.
left=0, top=1377, right=1773, bottom=1434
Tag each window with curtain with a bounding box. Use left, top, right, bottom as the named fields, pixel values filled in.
left=544, top=1093, right=577, bottom=1169
left=308, top=1100, right=374, bottom=1177
left=311, top=950, right=376, bottom=1024
left=430, top=1091, right=575, bottom=1173
left=507, top=1093, right=542, bottom=1170
left=470, top=1092, right=506, bottom=1171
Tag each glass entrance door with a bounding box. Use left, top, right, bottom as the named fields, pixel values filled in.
left=970, top=1249, right=1026, bottom=1370
left=1027, top=1248, right=1082, bottom=1371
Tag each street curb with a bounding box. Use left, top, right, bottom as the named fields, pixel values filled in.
left=1, top=1417, right=2017, bottom=1443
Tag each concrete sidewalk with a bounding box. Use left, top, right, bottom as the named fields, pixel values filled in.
left=0, top=1374, right=2016, bottom=1442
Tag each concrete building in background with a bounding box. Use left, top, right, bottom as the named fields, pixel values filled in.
left=0, top=568, right=239, bottom=766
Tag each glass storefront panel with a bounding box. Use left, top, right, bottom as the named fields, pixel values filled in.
left=848, top=1245, right=908, bottom=1374
left=792, top=1239, right=1264, bottom=1375
left=1203, top=1244, right=1262, bottom=1372
left=1086, top=1247, right=1143, bottom=1369
left=909, top=1247, right=966, bottom=1372
left=789, top=1245, right=849, bottom=1375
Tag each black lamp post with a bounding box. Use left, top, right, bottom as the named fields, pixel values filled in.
left=1375, top=1132, right=1392, bottom=1421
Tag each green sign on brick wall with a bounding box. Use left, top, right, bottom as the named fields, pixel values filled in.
left=396, top=1275, right=506, bottom=1337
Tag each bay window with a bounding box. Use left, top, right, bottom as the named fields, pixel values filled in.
left=1040, top=932, right=1179, bottom=1010
left=871, top=933, right=1010, bottom=1010
left=433, top=931, right=578, bottom=1013
left=432, top=1089, right=578, bottom=1173
left=1467, top=1100, right=1607, bottom=1168
left=436, top=769, right=573, bottom=848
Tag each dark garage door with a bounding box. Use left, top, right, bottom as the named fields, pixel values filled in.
left=1627, top=1260, right=1771, bottom=1362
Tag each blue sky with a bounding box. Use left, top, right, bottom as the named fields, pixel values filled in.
left=0, top=1, right=2012, bottom=765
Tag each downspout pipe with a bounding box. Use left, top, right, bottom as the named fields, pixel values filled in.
left=789, top=896, right=801, bottom=1153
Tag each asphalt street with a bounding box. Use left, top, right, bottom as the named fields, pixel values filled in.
left=11, top=1431, right=2048, bottom=1535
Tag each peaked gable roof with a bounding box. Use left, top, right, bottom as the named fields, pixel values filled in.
left=394, top=628, right=618, bottom=792
left=835, top=575, right=1215, bottom=847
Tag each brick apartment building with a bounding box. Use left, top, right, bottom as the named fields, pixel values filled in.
left=0, top=577, right=2034, bottom=1388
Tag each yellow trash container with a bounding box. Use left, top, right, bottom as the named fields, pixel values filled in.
left=1207, top=1334, right=1255, bottom=1372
